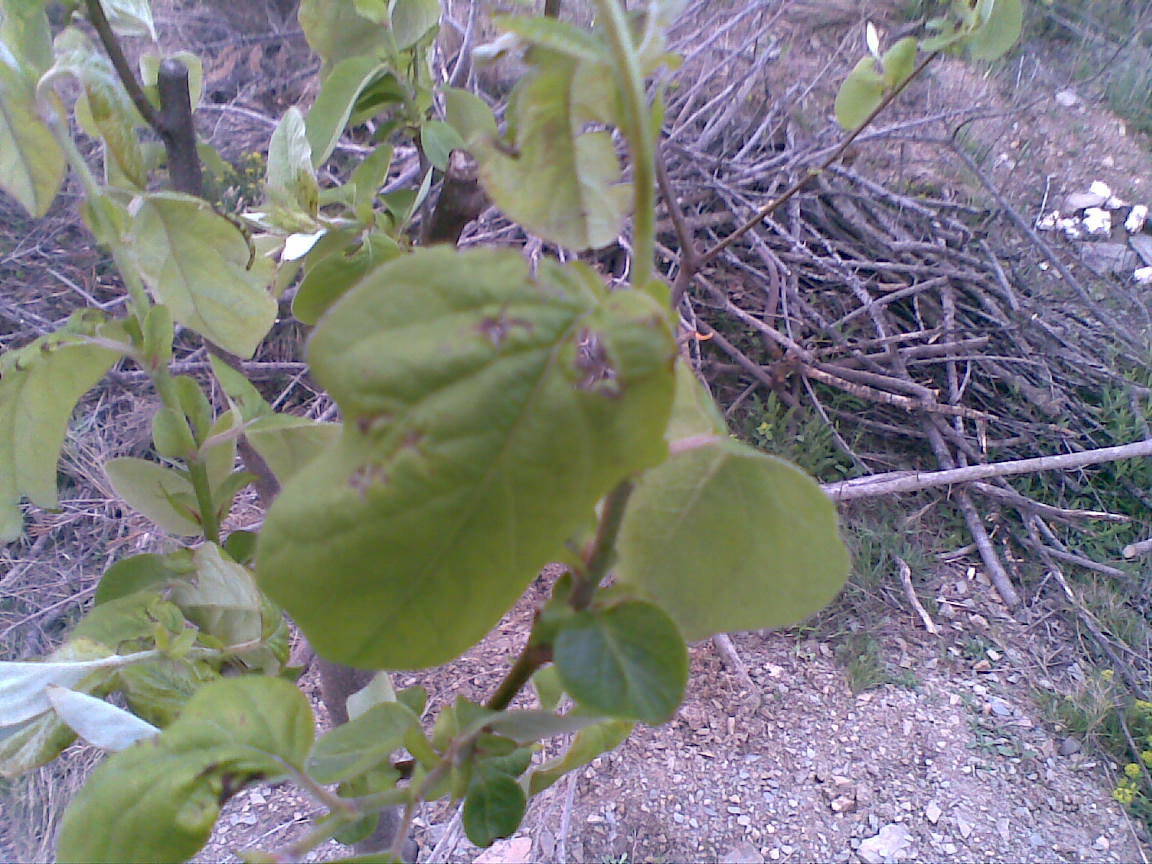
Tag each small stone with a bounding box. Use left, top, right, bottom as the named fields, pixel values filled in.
left=1059, top=737, right=1082, bottom=756
left=1055, top=90, right=1081, bottom=108
left=943, top=843, right=958, bottom=855
left=738, top=815, right=752, bottom=827
left=1130, top=234, right=1152, bottom=266
left=830, top=795, right=856, bottom=813
left=1064, top=190, right=1107, bottom=211
left=1078, top=242, right=1136, bottom=275
left=1093, top=836, right=1110, bottom=852
left=925, top=801, right=943, bottom=824
left=720, top=841, right=765, bottom=864
left=956, top=813, right=973, bottom=839
left=857, top=823, right=912, bottom=864
left=988, top=698, right=1012, bottom=717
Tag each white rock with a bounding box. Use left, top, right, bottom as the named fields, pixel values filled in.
left=1090, top=180, right=1114, bottom=200
left=1126, top=204, right=1148, bottom=233
left=1054, top=90, right=1080, bottom=108
left=858, top=823, right=913, bottom=864
left=925, top=801, right=943, bottom=824
left=1035, top=210, right=1060, bottom=231
left=1082, top=207, right=1111, bottom=237
left=1134, top=266, right=1152, bottom=285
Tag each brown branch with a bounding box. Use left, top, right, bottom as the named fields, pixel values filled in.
left=157, top=59, right=203, bottom=195
left=420, top=150, right=489, bottom=246
left=825, top=439, right=1152, bottom=502
left=695, top=53, right=937, bottom=269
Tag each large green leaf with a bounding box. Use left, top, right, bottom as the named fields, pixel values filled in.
left=57, top=677, right=313, bottom=864
left=126, top=192, right=276, bottom=358
left=473, top=52, right=629, bottom=250
left=292, top=231, right=404, bottom=325
left=388, top=0, right=440, bottom=50
left=616, top=439, right=849, bottom=641
left=0, top=312, right=123, bottom=541
left=834, top=55, right=884, bottom=131
left=0, top=31, right=66, bottom=217
left=94, top=551, right=194, bottom=605
left=968, top=0, right=1023, bottom=61
left=0, top=1, right=53, bottom=74
left=553, top=600, right=686, bottom=723
left=306, top=56, right=386, bottom=168
left=257, top=248, right=675, bottom=669
left=104, top=457, right=201, bottom=536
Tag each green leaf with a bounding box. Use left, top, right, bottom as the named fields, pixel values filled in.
left=0, top=707, right=77, bottom=777
left=968, top=0, right=1023, bottom=60
left=71, top=591, right=186, bottom=652
left=0, top=1, right=53, bottom=75
left=267, top=106, right=319, bottom=218
left=170, top=543, right=262, bottom=647
left=463, top=770, right=525, bottom=848
left=257, top=248, right=675, bottom=668
left=419, top=119, right=465, bottom=171
left=350, top=143, right=393, bottom=215
left=115, top=656, right=221, bottom=727
left=528, top=718, right=632, bottom=795
left=308, top=701, right=418, bottom=784
left=0, top=39, right=66, bottom=216
left=553, top=600, right=686, bottom=723
left=389, top=0, right=440, bottom=50
left=442, top=87, right=498, bottom=146
left=208, top=354, right=273, bottom=422
left=345, top=671, right=396, bottom=720
left=172, top=374, right=213, bottom=442
left=94, top=0, right=156, bottom=40
left=292, top=232, right=403, bottom=325
left=152, top=406, right=196, bottom=460
left=834, top=55, right=884, bottom=130
left=494, top=15, right=609, bottom=64
left=473, top=53, right=629, bottom=249
left=298, top=0, right=391, bottom=67
left=485, top=709, right=604, bottom=743
left=47, top=686, right=160, bottom=750
left=531, top=666, right=564, bottom=712
left=666, top=359, right=727, bottom=441
left=306, top=56, right=386, bottom=168
left=57, top=677, right=313, bottom=864
left=881, top=37, right=918, bottom=89
left=246, top=414, right=339, bottom=483
left=126, top=193, right=276, bottom=357
left=616, top=439, right=849, bottom=641
left=0, top=312, right=123, bottom=541
left=95, top=551, right=193, bottom=605
left=104, top=457, right=201, bottom=536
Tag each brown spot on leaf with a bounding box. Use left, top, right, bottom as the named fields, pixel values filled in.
left=476, top=313, right=533, bottom=346
left=574, top=329, right=619, bottom=395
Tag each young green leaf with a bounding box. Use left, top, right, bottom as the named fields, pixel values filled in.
left=104, top=457, right=201, bottom=536
left=92, top=0, right=156, bottom=40
left=245, top=415, right=341, bottom=483
left=0, top=312, right=123, bottom=541
left=292, top=232, right=404, bottom=325
left=553, top=601, right=687, bottom=724
left=298, top=0, right=392, bottom=67
left=419, top=119, right=465, bottom=171
left=46, top=685, right=160, bottom=751
left=472, top=52, right=630, bottom=250
left=305, top=56, right=387, bottom=167
left=170, top=543, right=262, bottom=647
left=267, top=106, right=320, bottom=218
left=307, top=701, right=418, bottom=784
left=881, top=37, right=918, bottom=89
left=257, top=249, right=676, bottom=669
left=485, top=709, right=605, bottom=743
left=616, top=439, right=849, bottom=641
left=388, top=0, right=441, bottom=50
left=0, top=41, right=66, bottom=216
left=345, top=671, right=397, bottom=720
left=442, top=87, right=498, bottom=146
left=834, top=55, right=884, bottom=131
left=463, top=770, right=526, bottom=848
left=125, top=193, right=276, bottom=358
left=95, top=551, right=194, bottom=605
left=528, top=718, right=632, bottom=795
left=56, top=677, right=314, bottom=864
left=968, top=0, right=1023, bottom=61
left=494, top=15, right=610, bottom=63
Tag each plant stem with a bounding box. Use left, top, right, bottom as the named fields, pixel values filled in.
left=595, top=0, right=655, bottom=289
left=485, top=641, right=552, bottom=711
left=84, top=0, right=162, bottom=134
left=186, top=459, right=220, bottom=544
left=570, top=480, right=634, bottom=610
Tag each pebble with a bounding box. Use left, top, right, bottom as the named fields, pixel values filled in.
left=925, top=801, right=943, bottom=824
